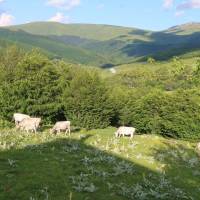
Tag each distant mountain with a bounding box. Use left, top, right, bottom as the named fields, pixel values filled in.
left=1, top=22, right=200, bottom=67
left=7, top=22, right=138, bottom=41
left=167, top=22, right=200, bottom=35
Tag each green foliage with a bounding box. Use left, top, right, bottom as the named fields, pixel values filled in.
left=191, top=59, right=200, bottom=84
left=63, top=69, right=114, bottom=129
left=0, top=48, right=64, bottom=123
left=0, top=45, right=200, bottom=139
left=147, top=57, right=156, bottom=64
left=120, top=89, right=200, bottom=139
left=0, top=118, right=13, bottom=128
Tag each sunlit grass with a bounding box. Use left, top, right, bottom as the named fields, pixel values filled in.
left=0, top=127, right=199, bottom=199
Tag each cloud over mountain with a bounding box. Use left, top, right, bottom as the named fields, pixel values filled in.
left=0, top=13, right=14, bottom=26
left=48, top=12, right=70, bottom=23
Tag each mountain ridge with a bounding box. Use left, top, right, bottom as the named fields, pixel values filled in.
left=0, top=21, right=200, bottom=67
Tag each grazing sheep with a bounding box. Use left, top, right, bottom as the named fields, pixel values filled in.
left=115, top=126, right=135, bottom=138
left=13, top=113, right=30, bottom=125
left=17, top=117, right=41, bottom=133
left=51, top=121, right=71, bottom=135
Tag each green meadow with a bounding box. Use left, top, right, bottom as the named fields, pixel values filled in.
left=0, top=128, right=199, bottom=200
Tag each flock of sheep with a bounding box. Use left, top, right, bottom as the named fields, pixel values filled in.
left=11, top=113, right=200, bottom=153
left=13, top=113, right=136, bottom=138
left=13, top=113, right=71, bottom=135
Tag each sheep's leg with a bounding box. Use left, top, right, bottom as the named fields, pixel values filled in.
left=15, top=121, right=20, bottom=129
left=116, top=132, right=119, bottom=138
left=68, top=127, right=71, bottom=136
left=65, top=128, right=70, bottom=136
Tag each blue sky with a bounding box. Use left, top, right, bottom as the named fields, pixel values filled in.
left=0, top=0, right=200, bottom=30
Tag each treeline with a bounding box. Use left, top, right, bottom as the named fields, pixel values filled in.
left=0, top=46, right=113, bottom=129
left=0, top=46, right=200, bottom=139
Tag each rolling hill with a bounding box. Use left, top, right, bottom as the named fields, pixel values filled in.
left=1, top=22, right=200, bottom=67
left=0, top=28, right=106, bottom=66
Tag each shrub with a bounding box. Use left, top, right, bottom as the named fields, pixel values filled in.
left=0, top=49, right=64, bottom=124
left=128, top=89, right=200, bottom=139
left=63, top=69, right=114, bottom=129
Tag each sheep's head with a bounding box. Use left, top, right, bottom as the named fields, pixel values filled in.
left=36, top=118, right=41, bottom=126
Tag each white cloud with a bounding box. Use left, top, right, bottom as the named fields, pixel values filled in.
left=0, top=13, right=14, bottom=26
left=0, top=0, right=5, bottom=3
left=175, top=10, right=185, bottom=17
left=177, top=0, right=200, bottom=10
left=46, top=0, right=80, bottom=10
left=163, top=0, right=174, bottom=9
left=48, top=12, right=70, bottom=23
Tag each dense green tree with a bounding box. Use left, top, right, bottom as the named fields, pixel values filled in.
left=0, top=45, right=24, bottom=83
left=63, top=69, right=114, bottom=129
left=127, top=90, right=200, bottom=139
left=0, top=49, right=63, bottom=123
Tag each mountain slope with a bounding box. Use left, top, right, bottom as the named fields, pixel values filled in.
left=4, top=22, right=200, bottom=66
left=8, top=22, right=143, bottom=41
left=0, top=28, right=106, bottom=65
left=166, top=22, right=200, bottom=35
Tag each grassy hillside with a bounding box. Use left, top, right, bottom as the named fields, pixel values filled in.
left=0, top=28, right=106, bottom=65
left=4, top=22, right=200, bottom=66
left=115, top=56, right=199, bottom=72
left=166, top=22, right=200, bottom=35
left=7, top=22, right=151, bottom=66
left=8, top=22, right=139, bottom=41
left=0, top=128, right=199, bottom=200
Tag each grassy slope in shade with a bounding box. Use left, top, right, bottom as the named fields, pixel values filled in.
left=0, top=28, right=105, bottom=65
left=0, top=128, right=199, bottom=200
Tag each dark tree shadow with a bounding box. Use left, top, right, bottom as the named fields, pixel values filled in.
left=0, top=133, right=199, bottom=200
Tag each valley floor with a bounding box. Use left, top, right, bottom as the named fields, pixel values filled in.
left=0, top=127, right=199, bottom=200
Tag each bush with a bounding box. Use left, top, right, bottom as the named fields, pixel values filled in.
left=0, top=118, right=13, bottom=129
left=63, top=69, right=114, bottom=129
left=127, top=90, right=200, bottom=139
left=0, top=49, right=64, bottom=124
